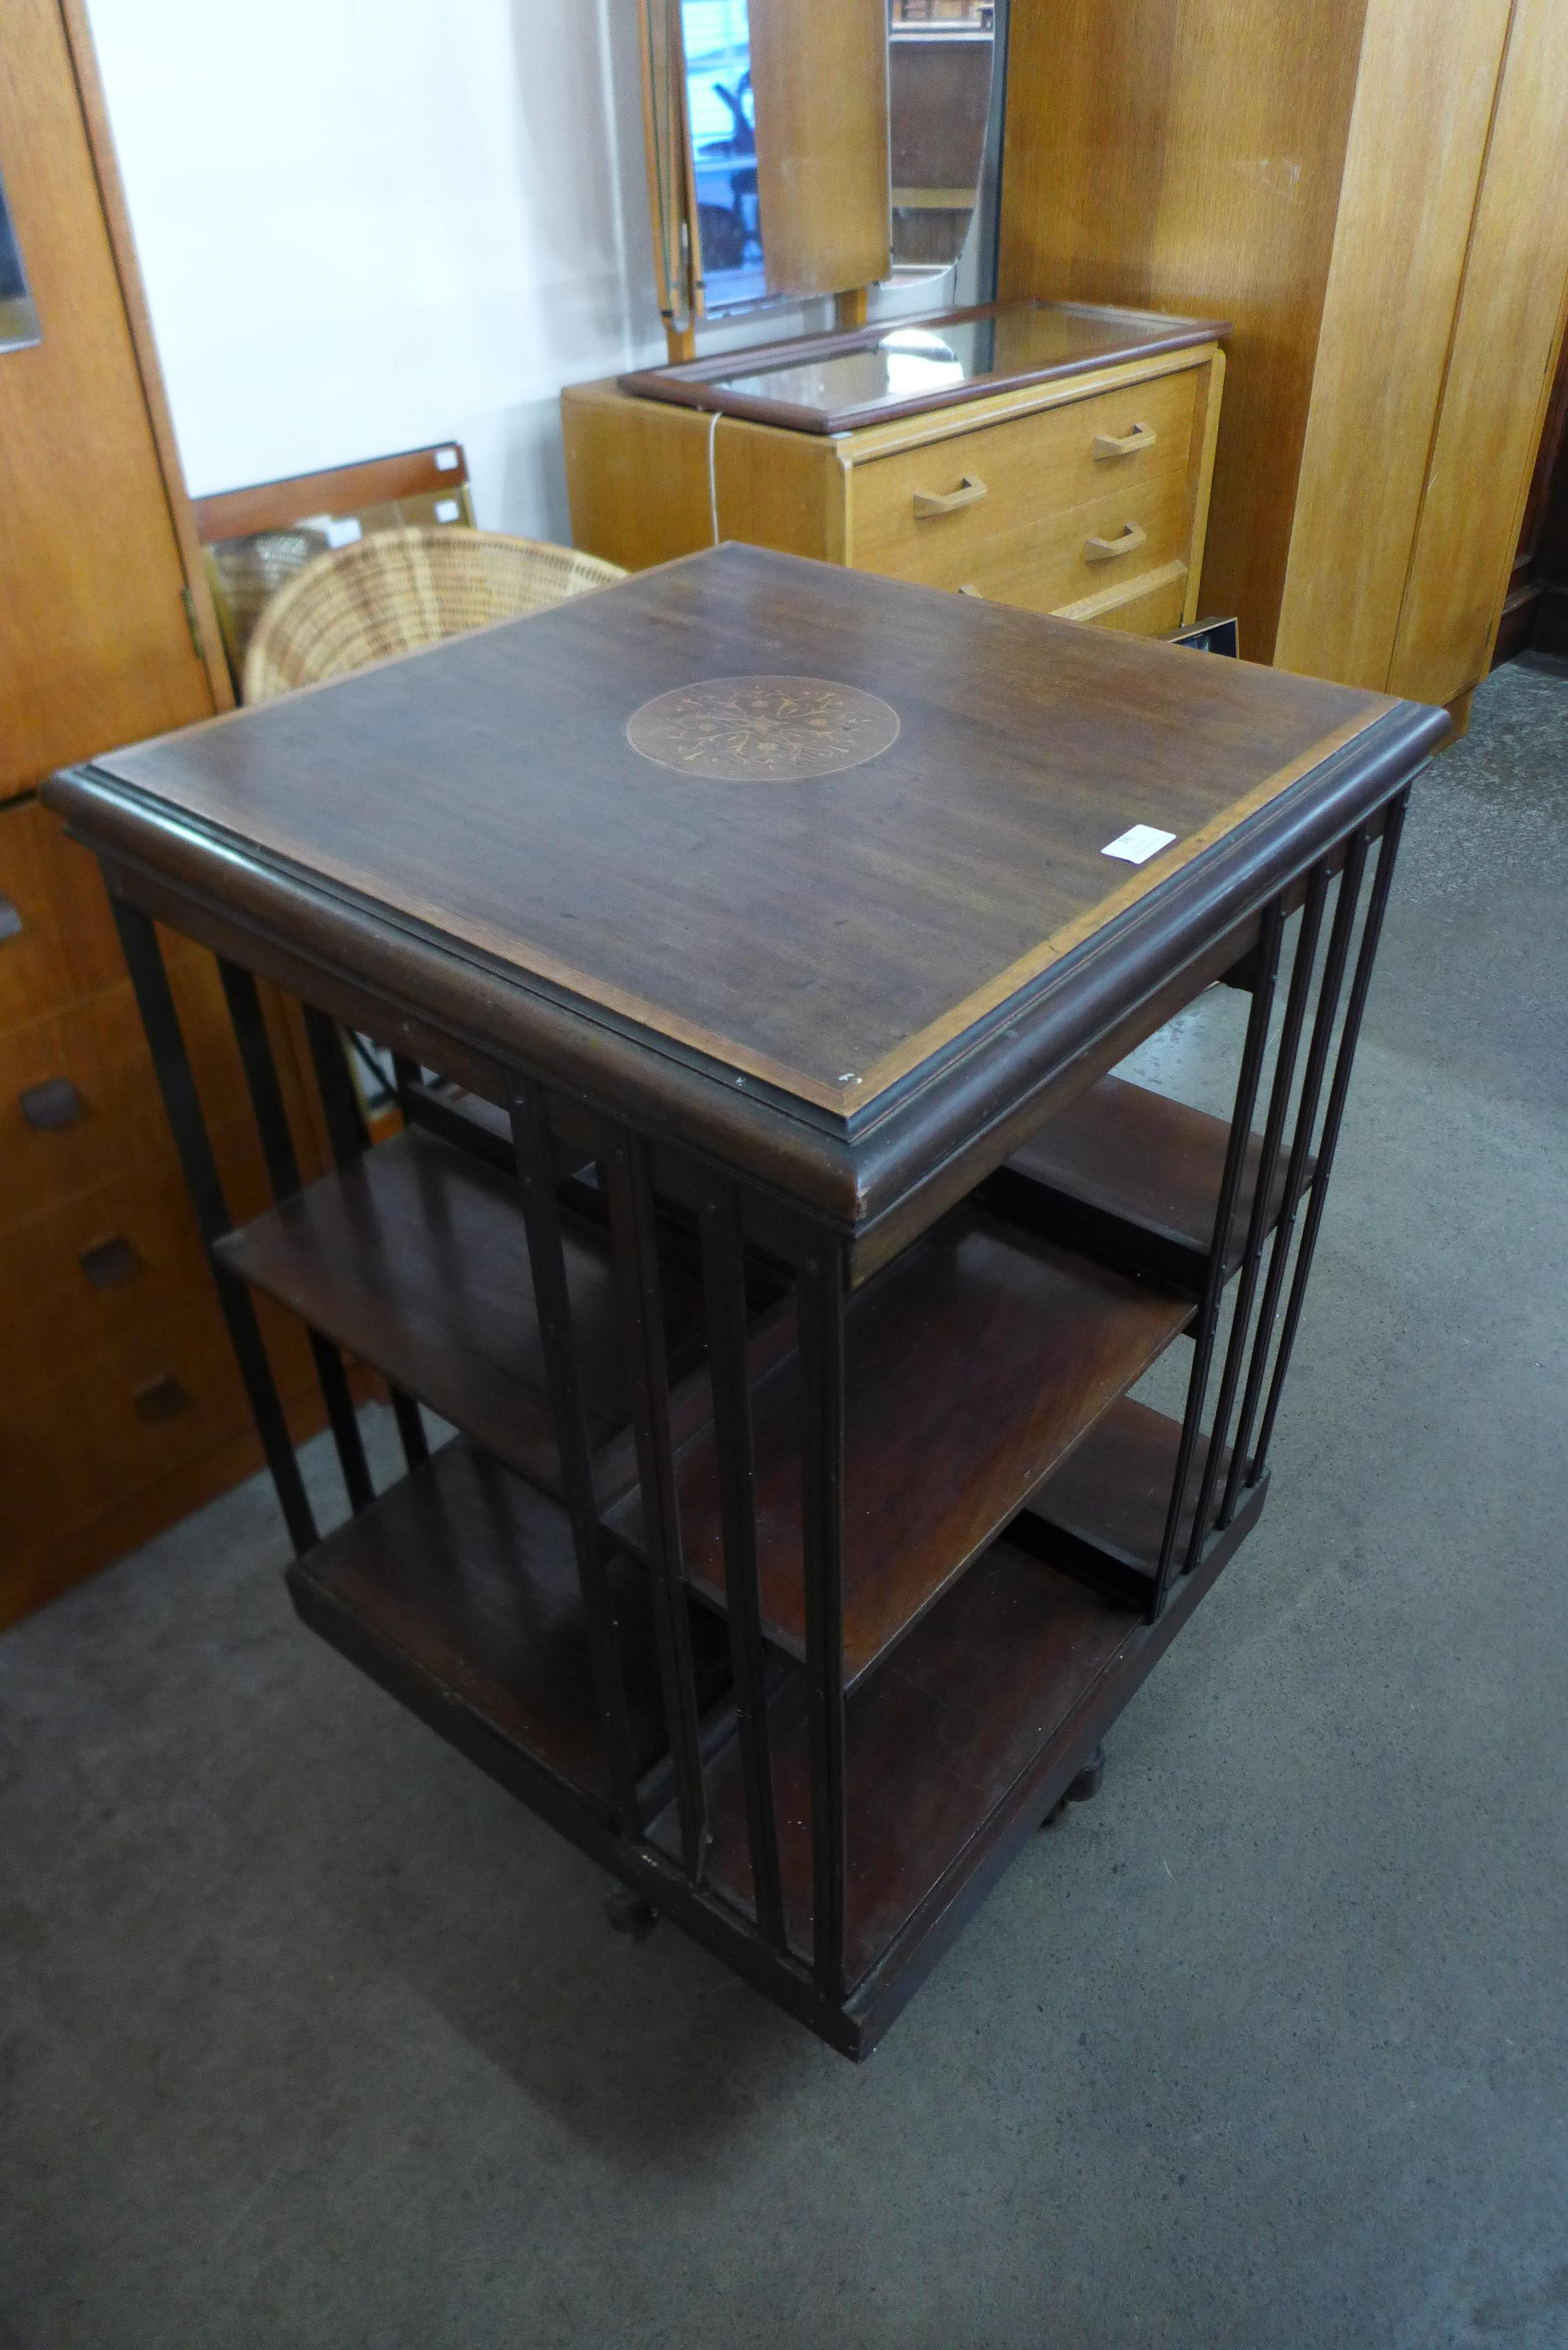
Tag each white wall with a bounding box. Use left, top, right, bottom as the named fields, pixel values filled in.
left=85, top=0, right=666, bottom=540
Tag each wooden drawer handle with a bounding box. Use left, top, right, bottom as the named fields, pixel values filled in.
left=0, top=893, right=22, bottom=943
left=80, top=1235, right=144, bottom=1289
left=134, top=1375, right=191, bottom=1426
left=1093, top=422, right=1157, bottom=459
left=20, top=1076, right=85, bottom=1130
left=912, top=473, right=987, bottom=518
left=1084, top=522, right=1147, bottom=564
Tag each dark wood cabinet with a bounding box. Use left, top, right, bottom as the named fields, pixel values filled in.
left=47, top=547, right=1445, bottom=2054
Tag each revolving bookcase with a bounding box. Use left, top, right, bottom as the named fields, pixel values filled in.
left=45, top=546, right=1445, bottom=2059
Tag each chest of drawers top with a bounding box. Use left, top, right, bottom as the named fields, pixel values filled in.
left=618, top=299, right=1229, bottom=436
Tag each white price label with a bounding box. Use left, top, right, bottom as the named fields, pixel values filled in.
left=1101, top=823, right=1177, bottom=866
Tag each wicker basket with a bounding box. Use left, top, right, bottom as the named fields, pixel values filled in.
left=242, top=525, right=627, bottom=702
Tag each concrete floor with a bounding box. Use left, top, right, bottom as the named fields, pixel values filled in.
left=3, top=661, right=1566, bottom=2350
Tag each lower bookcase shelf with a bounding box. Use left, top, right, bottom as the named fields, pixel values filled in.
left=648, top=1532, right=1138, bottom=1984
left=287, top=1435, right=732, bottom=1817
left=210, top=1074, right=1279, bottom=2048
left=281, top=1415, right=1264, bottom=2026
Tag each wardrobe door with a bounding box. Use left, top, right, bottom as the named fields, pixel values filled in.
left=1386, top=0, right=1568, bottom=709
left=0, top=0, right=216, bottom=793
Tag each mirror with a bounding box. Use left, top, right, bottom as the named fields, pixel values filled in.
left=639, top=0, right=997, bottom=345
left=0, top=157, right=41, bottom=355
left=683, top=2, right=763, bottom=311
left=889, top=1, right=996, bottom=273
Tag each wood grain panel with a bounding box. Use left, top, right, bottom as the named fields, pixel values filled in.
left=1272, top=0, right=1514, bottom=687
left=999, top=0, right=1368, bottom=662
left=561, top=377, right=841, bottom=572
left=749, top=0, right=890, bottom=301
left=0, top=798, right=83, bottom=1031
left=57, top=0, right=231, bottom=715
left=609, top=1205, right=1190, bottom=1685
left=653, top=1532, right=1139, bottom=1981
left=0, top=947, right=276, bottom=1233
left=864, top=470, right=1190, bottom=614
left=217, top=1126, right=707, bottom=1502
left=289, top=1439, right=732, bottom=1811
left=84, top=548, right=1385, bottom=1123
left=0, top=0, right=217, bottom=790
left=0, top=795, right=147, bottom=1031
left=0, top=1162, right=218, bottom=1413
left=1054, top=563, right=1189, bottom=636
left=1386, top=0, right=1568, bottom=706
left=0, top=1383, right=329, bottom=1634
left=849, top=367, right=1197, bottom=609
left=1, top=1253, right=292, bottom=1557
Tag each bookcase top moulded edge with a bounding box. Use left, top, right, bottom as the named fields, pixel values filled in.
left=45, top=547, right=1447, bottom=1224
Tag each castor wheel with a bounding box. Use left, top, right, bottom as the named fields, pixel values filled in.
left=1042, top=1743, right=1106, bottom=1828
left=604, top=1885, right=660, bottom=1942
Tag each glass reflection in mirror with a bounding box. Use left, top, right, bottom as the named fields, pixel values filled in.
left=0, top=158, right=41, bottom=354
left=714, top=306, right=1146, bottom=426
left=643, top=0, right=997, bottom=330
left=888, top=0, right=995, bottom=274
left=683, top=0, right=766, bottom=310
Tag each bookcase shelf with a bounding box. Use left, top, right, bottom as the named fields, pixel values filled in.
left=1009, top=1395, right=1266, bottom=1611
left=288, top=1435, right=731, bottom=1818
left=609, top=1205, right=1191, bottom=1687
left=648, top=1519, right=1215, bottom=1990
left=215, top=1126, right=706, bottom=1502
left=980, top=1073, right=1310, bottom=1294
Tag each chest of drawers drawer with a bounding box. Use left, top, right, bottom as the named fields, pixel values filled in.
left=0, top=796, right=141, bottom=1032
left=847, top=365, right=1200, bottom=614
left=2, top=1303, right=254, bottom=1558
left=0, top=1156, right=307, bottom=1405
left=0, top=950, right=261, bottom=1232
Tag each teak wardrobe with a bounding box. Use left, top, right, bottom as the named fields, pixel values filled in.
left=1001, top=0, right=1568, bottom=719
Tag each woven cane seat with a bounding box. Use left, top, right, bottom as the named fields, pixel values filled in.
left=243, top=525, right=626, bottom=701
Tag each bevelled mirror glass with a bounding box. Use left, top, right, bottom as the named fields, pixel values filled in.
left=888, top=0, right=996, bottom=274
left=640, top=0, right=997, bottom=335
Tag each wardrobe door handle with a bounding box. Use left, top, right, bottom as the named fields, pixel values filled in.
left=1085, top=522, right=1147, bottom=564
left=1093, top=422, right=1157, bottom=459
left=0, top=894, right=22, bottom=942
left=912, top=473, right=987, bottom=518
left=20, top=1076, right=85, bottom=1130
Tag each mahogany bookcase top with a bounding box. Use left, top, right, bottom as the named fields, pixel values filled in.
left=49, top=546, right=1445, bottom=1229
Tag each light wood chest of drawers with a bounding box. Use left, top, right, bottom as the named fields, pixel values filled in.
left=563, top=338, right=1225, bottom=637
left=0, top=793, right=332, bottom=1626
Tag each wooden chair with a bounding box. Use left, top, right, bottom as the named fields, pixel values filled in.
left=243, top=525, right=626, bottom=702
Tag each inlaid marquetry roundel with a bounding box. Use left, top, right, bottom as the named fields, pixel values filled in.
left=625, top=674, right=901, bottom=781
